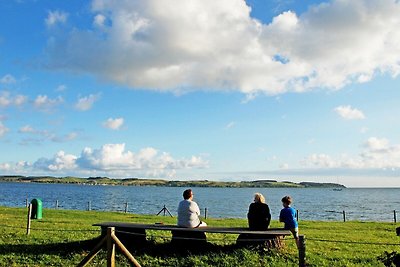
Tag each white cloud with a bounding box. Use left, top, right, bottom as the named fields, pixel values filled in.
left=55, top=84, right=67, bottom=92
left=14, top=95, right=28, bottom=106
left=302, top=153, right=340, bottom=168
left=45, top=0, right=400, bottom=95
left=93, top=14, right=106, bottom=27
left=75, top=93, right=101, bottom=111
left=0, top=122, right=9, bottom=137
left=50, top=132, right=79, bottom=142
left=45, top=10, right=68, bottom=27
left=76, top=143, right=208, bottom=172
left=334, top=105, right=365, bottom=120
left=34, top=151, right=78, bottom=171
left=0, top=74, right=16, bottom=84
left=0, top=161, right=30, bottom=173
left=8, top=143, right=208, bottom=177
left=18, top=125, right=78, bottom=144
left=19, top=125, right=36, bottom=133
left=0, top=92, right=11, bottom=107
left=102, top=117, right=124, bottom=130
left=0, top=92, right=28, bottom=107
left=33, top=95, right=64, bottom=110
left=301, top=137, right=400, bottom=170
left=363, top=137, right=390, bottom=152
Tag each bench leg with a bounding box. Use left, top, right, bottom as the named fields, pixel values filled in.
left=236, top=234, right=284, bottom=249
left=171, top=230, right=207, bottom=248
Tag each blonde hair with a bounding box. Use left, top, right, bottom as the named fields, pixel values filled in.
left=254, top=193, right=265, bottom=203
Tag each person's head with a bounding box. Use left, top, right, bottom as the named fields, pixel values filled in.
left=183, top=189, right=193, bottom=200
left=281, top=195, right=292, bottom=207
left=254, top=193, right=265, bottom=204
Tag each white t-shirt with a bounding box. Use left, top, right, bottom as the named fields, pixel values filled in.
left=177, top=199, right=201, bottom=228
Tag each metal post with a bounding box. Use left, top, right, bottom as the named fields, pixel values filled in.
left=394, top=210, right=397, bottom=223
left=26, top=198, right=29, bottom=208
left=296, top=210, right=299, bottom=221
left=87, top=201, right=91, bottom=211
left=26, top=204, right=32, bottom=235
left=55, top=200, right=59, bottom=209
left=204, top=208, right=208, bottom=219
left=298, top=235, right=306, bottom=267
left=125, top=202, right=128, bottom=213
left=343, top=210, right=346, bottom=222
left=163, top=205, right=166, bottom=216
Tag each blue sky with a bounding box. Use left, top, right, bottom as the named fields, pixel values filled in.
left=1, top=0, right=400, bottom=187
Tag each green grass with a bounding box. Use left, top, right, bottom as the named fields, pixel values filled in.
left=0, top=206, right=398, bottom=266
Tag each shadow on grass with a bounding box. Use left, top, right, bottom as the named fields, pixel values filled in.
left=0, top=237, right=102, bottom=258
left=0, top=236, right=278, bottom=259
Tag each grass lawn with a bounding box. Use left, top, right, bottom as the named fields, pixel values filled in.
left=0, top=206, right=398, bottom=266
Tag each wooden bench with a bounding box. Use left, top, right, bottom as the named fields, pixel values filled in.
left=93, top=222, right=291, bottom=249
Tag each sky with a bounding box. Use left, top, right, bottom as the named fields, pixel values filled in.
left=1, top=0, right=400, bottom=187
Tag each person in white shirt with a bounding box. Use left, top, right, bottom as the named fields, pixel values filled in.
left=177, top=189, right=207, bottom=228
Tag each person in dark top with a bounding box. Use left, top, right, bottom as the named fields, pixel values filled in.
left=247, top=193, right=271, bottom=230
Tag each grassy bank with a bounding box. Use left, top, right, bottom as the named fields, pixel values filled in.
left=0, top=206, right=398, bottom=266
left=0, top=175, right=345, bottom=188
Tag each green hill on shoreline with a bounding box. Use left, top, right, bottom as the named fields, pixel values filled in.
left=0, top=175, right=346, bottom=188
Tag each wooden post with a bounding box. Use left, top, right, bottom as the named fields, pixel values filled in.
left=298, top=235, right=306, bottom=267
left=111, top=229, right=142, bottom=267
left=125, top=202, right=128, bottom=213
left=296, top=210, right=299, bottom=221
left=343, top=210, right=346, bottom=222
left=77, top=235, right=107, bottom=267
left=107, top=227, right=116, bottom=267
left=394, top=210, right=397, bottom=223
left=26, top=203, right=32, bottom=235
left=55, top=200, right=59, bottom=209
left=87, top=201, right=91, bottom=211
left=204, top=208, right=208, bottom=219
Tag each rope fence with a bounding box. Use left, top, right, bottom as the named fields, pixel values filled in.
left=18, top=198, right=400, bottom=223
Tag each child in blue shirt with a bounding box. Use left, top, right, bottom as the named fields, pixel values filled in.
left=279, top=195, right=299, bottom=248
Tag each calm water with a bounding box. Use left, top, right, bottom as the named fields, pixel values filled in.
left=0, top=182, right=399, bottom=222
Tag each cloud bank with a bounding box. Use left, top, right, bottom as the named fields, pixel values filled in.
left=45, top=0, right=400, bottom=95
left=301, top=137, right=400, bottom=170
left=0, top=143, right=209, bottom=178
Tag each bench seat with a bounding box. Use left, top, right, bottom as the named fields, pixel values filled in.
left=93, top=221, right=291, bottom=248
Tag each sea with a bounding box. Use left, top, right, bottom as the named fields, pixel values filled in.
left=0, top=182, right=399, bottom=222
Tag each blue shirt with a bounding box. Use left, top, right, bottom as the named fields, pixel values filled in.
left=280, top=207, right=298, bottom=229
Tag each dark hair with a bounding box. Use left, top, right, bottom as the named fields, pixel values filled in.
left=281, top=195, right=292, bottom=205
left=183, top=189, right=193, bottom=200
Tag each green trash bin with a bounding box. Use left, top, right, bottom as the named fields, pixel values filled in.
left=31, top=198, right=43, bottom=219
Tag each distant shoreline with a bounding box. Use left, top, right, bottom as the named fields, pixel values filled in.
left=0, top=175, right=346, bottom=188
